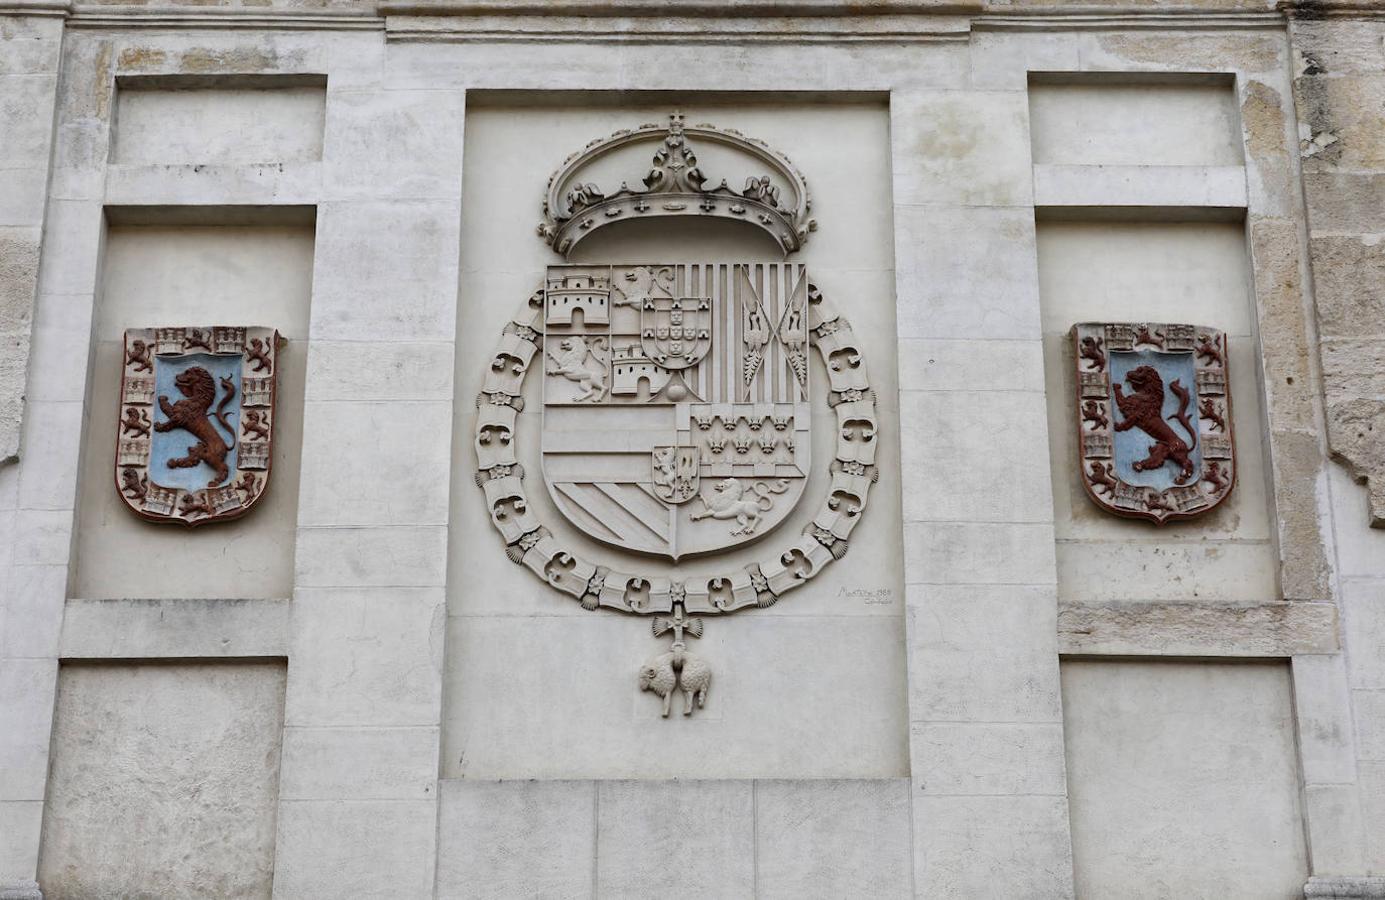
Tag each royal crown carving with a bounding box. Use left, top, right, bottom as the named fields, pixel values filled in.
left=537, top=112, right=816, bottom=257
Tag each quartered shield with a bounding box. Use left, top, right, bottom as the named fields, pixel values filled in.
left=115, top=325, right=281, bottom=525
left=1072, top=321, right=1235, bottom=524
left=541, top=263, right=812, bottom=560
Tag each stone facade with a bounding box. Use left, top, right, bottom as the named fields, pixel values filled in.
left=0, top=1, right=1384, bottom=898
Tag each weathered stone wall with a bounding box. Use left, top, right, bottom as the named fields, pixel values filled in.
left=0, top=3, right=1383, bottom=899
left=1293, top=13, right=1385, bottom=529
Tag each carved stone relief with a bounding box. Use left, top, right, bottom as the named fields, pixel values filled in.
left=1072, top=322, right=1235, bottom=524
left=477, top=115, right=877, bottom=716
left=116, top=326, right=282, bottom=526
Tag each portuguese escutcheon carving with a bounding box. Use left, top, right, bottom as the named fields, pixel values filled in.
left=1071, top=322, right=1235, bottom=524
left=116, top=326, right=282, bottom=526
left=479, top=113, right=879, bottom=716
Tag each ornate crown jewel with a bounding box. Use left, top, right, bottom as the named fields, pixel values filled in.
left=537, top=112, right=816, bottom=258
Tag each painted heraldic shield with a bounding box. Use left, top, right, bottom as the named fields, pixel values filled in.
left=541, top=263, right=812, bottom=560
left=1072, top=322, right=1235, bottom=524
left=115, top=326, right=281, bottom=525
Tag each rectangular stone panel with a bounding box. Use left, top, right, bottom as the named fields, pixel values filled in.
left=1028, top=74, right=1243, bottom=167
left=1061, top=660, right=1307, bottom=899
left=71, top=222, right=313, bottom=600
left=38, top=660, right=286, bottom=899
left=110, top=76, right=326, bottom=166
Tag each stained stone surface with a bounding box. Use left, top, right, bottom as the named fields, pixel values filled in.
left=37, top=662, right=285, bottom=899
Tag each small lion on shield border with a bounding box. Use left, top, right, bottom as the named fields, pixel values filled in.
left=115, top=326, right=282, bottom=526
left=1071, top=321, right=1235, bottom=524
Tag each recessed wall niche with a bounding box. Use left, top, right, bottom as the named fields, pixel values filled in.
left=71, top=208, right=313, bottom=600
left=110, top=75, right=327, bottom=166
left=444, top=95, right=907, bottom=779
left=1037, top=219, right=1276, bottom=604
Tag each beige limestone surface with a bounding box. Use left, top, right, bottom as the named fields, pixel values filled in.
left=72, top=223, right=312, bottom=600
left=445, top=99, right=908, bottom=779
left=38, top=661, right=285, bottom=899
left=1037, top=220, right=1277, bottom=604
left=1062, top=659, right=1307, bottom=898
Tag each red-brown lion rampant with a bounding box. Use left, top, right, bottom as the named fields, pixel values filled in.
left=1113, top=364, right=1197, bottom=485
left=155, top=366, right=237, bottom=487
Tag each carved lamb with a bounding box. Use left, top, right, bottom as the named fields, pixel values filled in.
left=638, top=643, right=711, bottom=717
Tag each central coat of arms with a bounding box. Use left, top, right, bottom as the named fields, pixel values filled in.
left=476, top=113, right=879, bottom=716
left=541, top=262, right=810, bottom=560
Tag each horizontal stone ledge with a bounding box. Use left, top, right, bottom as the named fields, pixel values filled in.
left=60, top=597, right=290, bottom=659
left=1034, top=164, right=1247, bottom=212
left=104, top=163, right=324, bottom=209
left=1304, top=875, right=1385, bottom=899
left=1057, top=599, right=1338, bottom=658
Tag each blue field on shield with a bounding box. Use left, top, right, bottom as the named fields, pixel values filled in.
left=150, top=353, right=241, bottom=490
left=1108, top=348, right=1202, bottom=489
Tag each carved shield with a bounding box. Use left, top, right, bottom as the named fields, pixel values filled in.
left=1072, top=322, right=1235, bottom=524
left=115, top=326, right=280, bottom=526
left=542, top=263, right=811, bottom=560
left=641, top=296, right=711, bottom=370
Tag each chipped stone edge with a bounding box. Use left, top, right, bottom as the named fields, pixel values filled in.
left=1057, top=600, right=1339, bottom=657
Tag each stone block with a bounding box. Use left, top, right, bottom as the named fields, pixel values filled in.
left=323, top=88, right=466, bottom=201
left=0, top=801, right=42, bottom=887
left=1355, top=689, right=1385, bottom=763
left=906, top=585, right=1062, bottom=724
left=1303, top=172, right=1385, bottom=234
left=1054, top=541, right=1280, bottom=605
left=1304, top=783, right=1366, bottom=878
left=1061, top=660, right=1307, bottom=898
left=0, top=170, right=46, bottom=229
left=296, top=400, right=452, bottom=527
left=900, top=390, right=1054, bottom=524
left=444, top=613, right=907, bottom=780
left=754, top=779, right=912, bottom=900
left=1296, top=73, right=1385, bottom=173
left=11, top=510, right=69, bottom=568
left=38, top=661, right=285, bottom=898
left=279, top=726, right=439, bottom=801
left=0, top=74, right=58, bottom=165
left=1293, top=654, right=1360, bottom=785
left=913, top=795, right=1074, bottom=899
left=1358, top=761, right=1385, bottom=872
left=1329, top=465, right=1385, bottom=580
left=0, top=565, right=64, bottom=659
left=890, top=90, right=1033, bottom=207
left=0, top=660, right=56, bottom=801
left=911, top=722, right=1067, bottom=797
left=0, top=17, right=64, bottom=77
left=1328, top=399, right=1385, bottom=528
left=25, top=292, right=95, bottom=404
left=894, top=206, right=1042, bottom=341
left=304, top=339, right=453, bottom=402
left=58, top=597, right=290, bottom=660
left=595, top=780, right=753, bottom=900
left=33, top=202, right=101, bottom=298
left=285, top=587, right=444, bottom=728
left=272, top=799, right=436, bottom=899
left=968, top=31, right=1080, bottom=92
left=294, top=525, right=448, bottom=588
left=1343, top=582, right=1385, bottom=690
left=15, top=401, right=81, bottom=512
left=309, top=200, right=461, bottom=342
left=436, top=780, right=595, bottom=900
left=902, top=522, right=1056, bottom=585
left=896, top=337, right=1044, bottom=393
left=1056, top=600, right=1338, bottom=657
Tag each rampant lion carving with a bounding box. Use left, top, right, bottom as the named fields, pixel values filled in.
left=690, top=477, right=789, bottom=535
left=613, top=265, right=673, bottom=307
left=546, top=336, right=608, bottom=402
left=1113, top=365, right=1197, bottom=485
left=155, top=367, right=237, bottom=487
